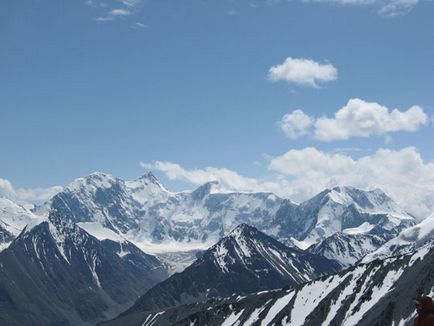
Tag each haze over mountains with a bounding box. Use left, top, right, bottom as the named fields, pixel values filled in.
left=0, top=171, right=431, bottom=325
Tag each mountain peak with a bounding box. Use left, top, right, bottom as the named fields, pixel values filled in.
left=66, top=171, right=118, bottom=192
left=137, top=171, right=159, bottom=183
left=128, top=171, right=168, bottom=194
left=326, top=186, right=392, bottom=207
left=228, top=223, right=257, bottom=238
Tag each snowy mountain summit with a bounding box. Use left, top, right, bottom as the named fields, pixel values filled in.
left=299, top=186, right=413, bottom=245
left=28, top=173, right=415, bottom=262
left=36, top=172, right=286, bottom=253
left=208, top=223, right=339, bottom=282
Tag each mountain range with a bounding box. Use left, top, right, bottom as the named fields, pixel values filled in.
left=113, top=224, right=340, bottom=321
left=0, top=171, right=426, bottom=325
left=29, top=172, right=415, bottom=266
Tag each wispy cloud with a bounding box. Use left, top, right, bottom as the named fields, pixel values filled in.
left=133, top=22, right=147, bottom=28
left=95, top=8, right=133, bottom=21
left=0, top=178, right=62, bottom=205
left=87, top=0, right=143, bottom=22
left=268, top=57, right=338, bottom=88
left=119, top=0, right=143, bottom=7
left=278, top=98, right=428, bottom=141
left=378, top=0, right=419, bottom=17
left=85, top=0, right=108, bottom=9
left=252, top=0, right=420, bottom=17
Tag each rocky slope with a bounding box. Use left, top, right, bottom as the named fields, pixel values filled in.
left=111, top=224, right=340, bottom=321
left=0, top=210, right=168, bottom=325
left=105, top=240, right=434, bottom=326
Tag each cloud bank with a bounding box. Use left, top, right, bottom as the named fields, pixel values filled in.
left=142, top=147, right=434, bottom=219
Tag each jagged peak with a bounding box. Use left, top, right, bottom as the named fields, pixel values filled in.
left=222, top=224, right=265, bottom=246
left=137, top=171, right=159, bottom=183
left=132, top=171, right=168, bottom=191
left=209, top=224, right=257, bottom=249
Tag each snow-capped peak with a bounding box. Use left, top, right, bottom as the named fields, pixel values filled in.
left=298, top=186, right=414, bottom=247
left=133, top=172, right=168, bottom=191
left=67, top=171, right=118, bottom=192
left=326, top=186, right=409, bottom=217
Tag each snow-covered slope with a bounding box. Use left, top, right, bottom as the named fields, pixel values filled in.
left=362, top=213, right=434, bottom=263
left=0, top=197, right=44, bottom=250
left=117, top=224, right=340, bottom=316
left=105, top=241, right=434, bottom=326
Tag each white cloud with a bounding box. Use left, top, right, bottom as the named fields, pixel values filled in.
left=269, top=147, right=355, bottom=177
left=279, top=110, right=314, bottom=139
left=269, top=147, right=434, bottom=218
left=314, top=98, right=428, bottom=141
left=0, top=178, right=62, bottom=205
left=268, top=57, right=338, bottom=88
left=279, top=99, right=427, bottom=141
left=378, top=0, right=419, bottom=17
left=95, top=8, right=133, bottom=21
left=142, top=147, right=434, bottom=219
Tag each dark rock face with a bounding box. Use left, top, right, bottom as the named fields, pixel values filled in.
left=112, top=224, right=340, bottom=321
left=0, top=211, right=168, bottom=326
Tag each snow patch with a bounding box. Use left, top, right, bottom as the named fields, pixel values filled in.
left=262, top=291, right=294, bottom=325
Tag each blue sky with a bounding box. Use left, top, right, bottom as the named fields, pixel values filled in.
left=1, top=0, right=433, bottom=216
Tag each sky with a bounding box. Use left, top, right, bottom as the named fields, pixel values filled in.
left=1, top=0, right=433, bottom=217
